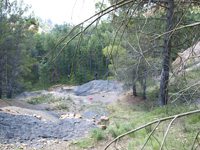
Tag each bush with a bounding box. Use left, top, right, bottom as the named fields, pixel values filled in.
left=90, top=128, right=106, bottom=141
left=73, top=138, right=94, bottom=148
left=56, top=104, right=69, bottom=110
left=26, top=94, right=61, bottom=104
left=108, top=122, right=135, bottom=138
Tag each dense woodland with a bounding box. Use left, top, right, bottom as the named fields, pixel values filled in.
left=0, top=0, right=200, bottom=107
left=0, top=0, right=112, bottom=99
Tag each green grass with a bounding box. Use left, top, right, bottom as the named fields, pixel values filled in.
left=66, top=96, right=75, bottom=104
left=64, top=96, right=200, bottom=150
left=108, top=122, right=135, bottom=138
left=3, top=98, right=14, bottom=101
left=88, top=102, right=200, bottom=150
left=71, top=138, right=94, bottom=148
left=90, top=128, right=106, bottom=141
left=167, top=69, right=200, bottom=104
left=45, top=104, right=70, bottom=111
left=56, top=104, right=69, bottom=110
left=26, top=94, right=63, bottom=104
left=45, top=107, right=51, bottom=111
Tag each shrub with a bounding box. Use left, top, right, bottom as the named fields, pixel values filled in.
left=73, top=138, right=94, bottom=148
left=90, top=128, right=106, bottom=141
left=56, top=104, right=69, bottom=110
left=26, top=94, right=61, bottom=104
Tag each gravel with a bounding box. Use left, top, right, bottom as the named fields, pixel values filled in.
left=74, top=80, right=122, bottom=96
left=0, top=112, right=96, bottom=145
left=0, top=79, right=123, bottom=148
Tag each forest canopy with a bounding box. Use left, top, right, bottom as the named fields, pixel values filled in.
left=0, top=0, right=200, bottom=108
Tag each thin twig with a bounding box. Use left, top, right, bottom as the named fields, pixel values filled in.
left=152, top=22, right=200, bottom=41
left=141, top=120, right=161, bottom=150
left=160, top=115, right=178, bottom=150
left=191, top=131, right=200, bottom=150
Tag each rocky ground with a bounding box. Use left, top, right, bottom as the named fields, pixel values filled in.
left=0, top=80, right=124, bottom=150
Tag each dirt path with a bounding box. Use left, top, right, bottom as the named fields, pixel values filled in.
left=0, top=99, right=41, bottom=110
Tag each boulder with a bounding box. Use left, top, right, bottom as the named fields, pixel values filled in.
left=75, top=114, right=82, bottom=119
left=91, top=119, right=96, bottom=123
left=60, top=114, right=68, bottom=120
left=36, top=115, right=42, bottom=120
left=98, top=125, right=107, bottom=130
left=96, top=121, right=101, bottom=125
left=69, top=113, right=75, bottom=118
left=100, top=116, right=109, bottom=122
left=54, top=140, right=59, bottom=144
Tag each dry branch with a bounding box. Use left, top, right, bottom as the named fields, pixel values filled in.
left=152, top=22, right=200, bottom=41
left=160, top=115, right=178, bottom=150
left=104, top=109, right=200, bottom=150
left=141, top=120, right=161, bottom=150
left=191, top=131, right=200, bottom=150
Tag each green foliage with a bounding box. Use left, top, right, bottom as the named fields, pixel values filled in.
left=108, top=122, right=135, bottom=138
left=56, top=103, right=69, bottom=110
left=90, top=128, right=106, bottom=141
left=104, top=103, right=200, bottom=150
left=37, top=17, right=53, bottom=32
left=26, top=94, right=61, bottom=104
left=45, top=107, right=51, bottom=111
left=39, top=58, right=50, bottom=90
left=0, top=0, right=39, bottom=98
left=187, top=113, right=200, bottom=124
left=168, top=69, right=200, bottom=104
left=4, top=98, right=14, bottom=101
left=72, top=138, right=94, bottom=148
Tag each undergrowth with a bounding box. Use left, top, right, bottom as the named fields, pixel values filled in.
left=74, top=102, right=200, bottom=149
left=26, top=94, right=65, bottom=104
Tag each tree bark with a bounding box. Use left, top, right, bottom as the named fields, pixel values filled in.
left=0, top=3, right=3, bottom=99
left=158, top=0, right=174, bottom=107
left=0, top=60, right=2, bottom=99
left=133, top=83, right=137, bottom=96
left=143, top=78, right=146, bottom=100
left=90, top=53, right=92, bottom=74
left=68, top=52, right=70, bottom=79
left=98, top=55, right=101, bottom=76
left=6, top=89, right=12, bottom=99
left=58, top=55, right=61, bottom=81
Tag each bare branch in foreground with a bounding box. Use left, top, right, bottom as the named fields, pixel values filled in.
left=152, top=22, right=200, bottom=41
left=191, top=131, right=200, bottom=150
left=141, top=120, right=161, bottom=150
left=104, top=109, right=200, bottom=150
left=160, top=115, right=178, bottom=150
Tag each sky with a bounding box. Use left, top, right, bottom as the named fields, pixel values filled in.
left=22, top=0, right=100, bottom=25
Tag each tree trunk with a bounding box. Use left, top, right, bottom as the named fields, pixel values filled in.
left=63, top=49, right=66, bottom=81
left=98, top=55, right=101, bottom=77
left=58, top=56, right=61, bottom=81
left=90, top=53, right=92, bottom=74
left=133, top=83, right=137, bottom=96
left=143, top=78, right=146, bottom=100
left=158, top=0, right=174, bottom=107
left=6, top=89, right=12, bottom=99
left=68, top=53, right=70, bottom=79
left=0, top=62, right=2, bottom=99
